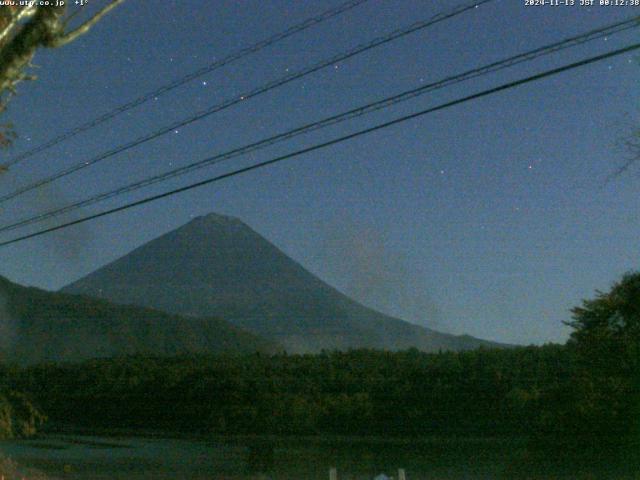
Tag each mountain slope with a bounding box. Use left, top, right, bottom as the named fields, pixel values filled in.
left=63, top=213, right=504, bottom=353
left=0, top=275, right=275, bottom=364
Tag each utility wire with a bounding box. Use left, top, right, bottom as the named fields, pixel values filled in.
left=0, top=0, right=372, bottom=169
left=1, top=41, right=637, bottom=248
left=0, top=0, right=495, bottom=204
left=1, top=16, right=637, bottom=235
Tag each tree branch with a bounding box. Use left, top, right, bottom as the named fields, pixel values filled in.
left=0, top=6, right=65, bottom=95
left=51, top=0, right=126, bottom=47
left=0, top=0, right=125, bottom=147
left=0, top=6, right=37, bottom=46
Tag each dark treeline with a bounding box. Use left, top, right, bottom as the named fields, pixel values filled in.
left=0, top=273, right=637, bottom=473
left=6, top=346, right=572, bottom=436
left=0, top=344, right=633, bottom=446
left=0, top=387, right=45, bottom=439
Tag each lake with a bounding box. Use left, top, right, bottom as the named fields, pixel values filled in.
left=0, top=434, right=631, bottom=479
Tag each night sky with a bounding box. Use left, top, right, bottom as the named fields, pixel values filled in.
left=0, top=0, right=638, bottom=345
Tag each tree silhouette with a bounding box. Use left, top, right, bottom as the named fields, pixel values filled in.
left=564, top=271, right=639, bottom=464
left=0, top=1, right=124, bottom=150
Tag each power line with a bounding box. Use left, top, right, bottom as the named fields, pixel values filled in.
left=0, top=0, right=372, bottom=169
left=0, top=0, right=495, bottom=204
left=1, top=41, right=637, bottom=248
left=1, top=15, right=637, bottom=235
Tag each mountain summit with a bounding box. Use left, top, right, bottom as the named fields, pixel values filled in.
left=63, top=213, right=502, bottom=352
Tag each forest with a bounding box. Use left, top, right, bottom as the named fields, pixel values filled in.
left=0, top=273, right=637, bottom=471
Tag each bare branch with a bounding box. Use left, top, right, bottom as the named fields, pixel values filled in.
left=0, top=6, right=36, bottom=45
left=620, top=130, right=640, bottom=173
left=603, top=129, right=640, bottom=186
left=61, top=6, right=84, bottom=29
left=0, top=0, right=125, bottom=144
left=0, top=6, right=65, bottom=95
left=51, top=0, right=126, bottom=47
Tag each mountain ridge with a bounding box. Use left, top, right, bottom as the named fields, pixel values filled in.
left=63, top=213, right=506, bottom=353
left=0, top=274, right=276, bottom=364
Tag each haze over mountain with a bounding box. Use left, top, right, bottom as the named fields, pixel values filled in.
left=0, top=275, right=275, bottom=364
left=64, top=213, right=504, bottom=353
